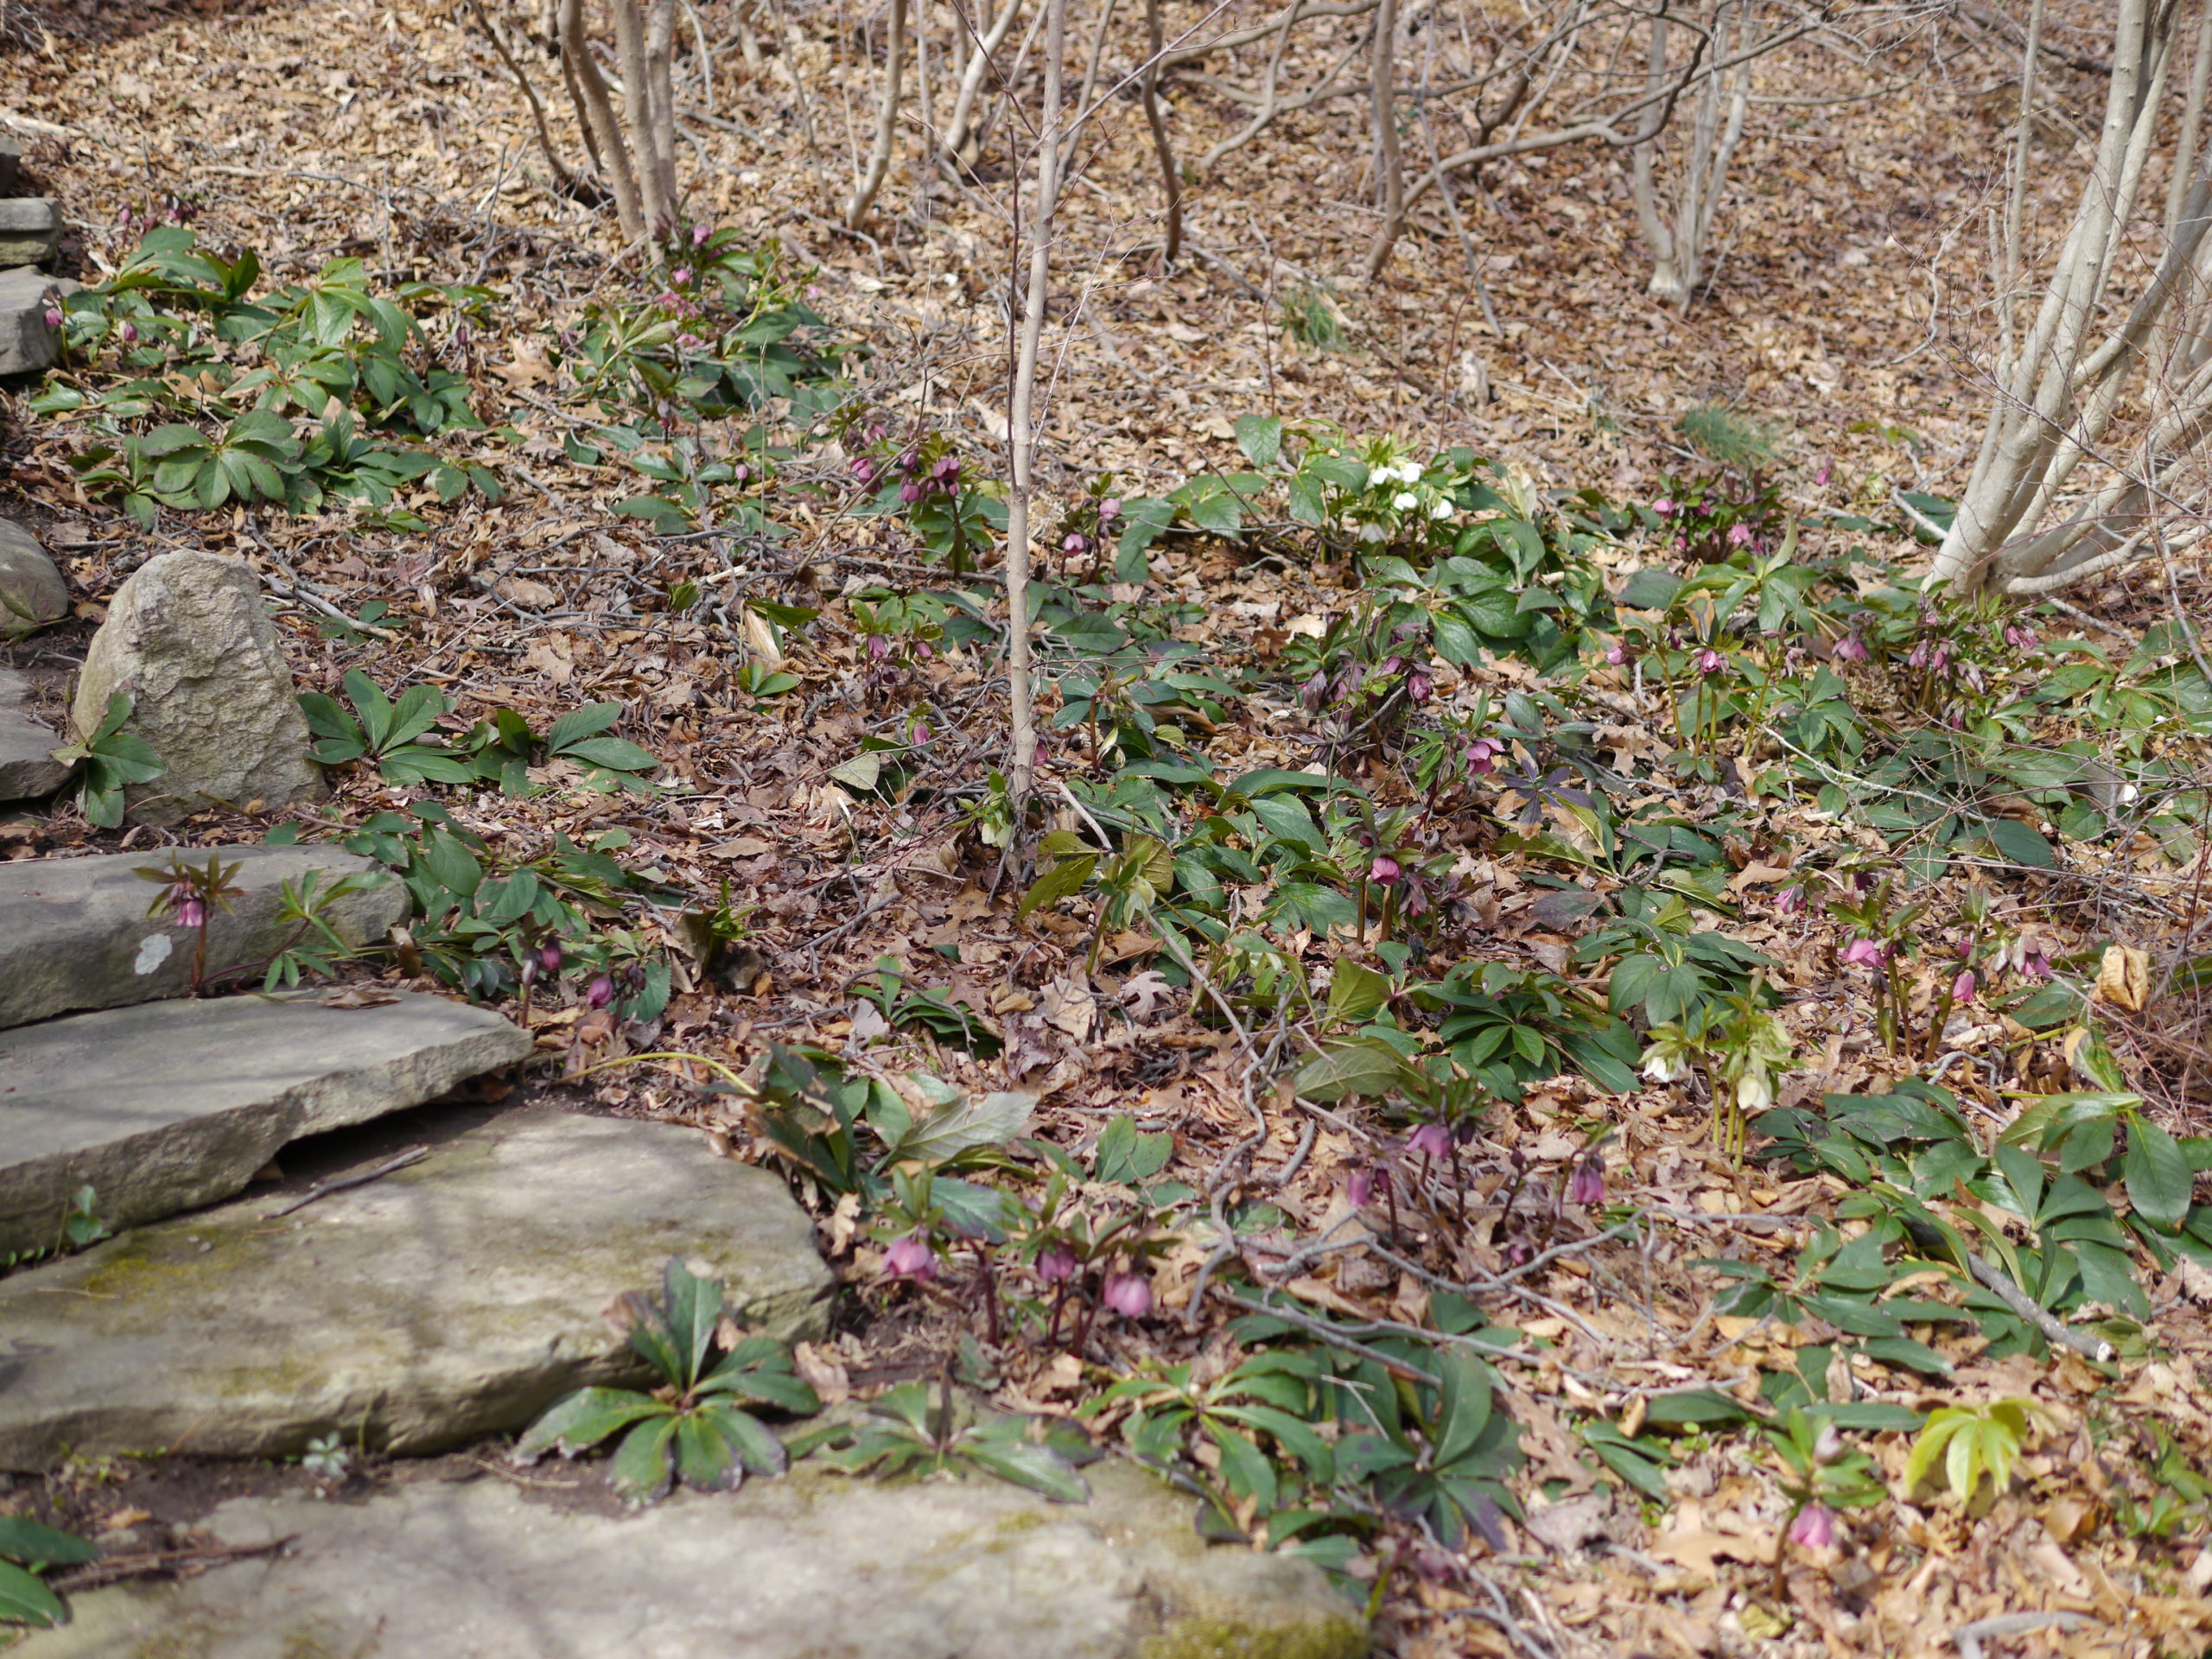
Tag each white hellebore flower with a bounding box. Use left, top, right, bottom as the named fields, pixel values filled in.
left=1735, top=1071, right=1775, bottom=1115
left=1358, top=522, right=1389, bottom=543
left=1393, top=492, right=1420, bottom=512
left=1643, top=1050, right=1690, bottom=1084
left=1428, top=498, right=1452, bottom=519
left=1400, top=461, right=1425, bottom=484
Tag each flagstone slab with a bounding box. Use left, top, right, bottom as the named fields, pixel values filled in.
left=0, top=1109, right=834, bottom=1471
left=17, top=1460, right=1363, bottom=1659
left=0, top=990, right=528, bottom=1256
left=0, top=842, right=408, bottom=1028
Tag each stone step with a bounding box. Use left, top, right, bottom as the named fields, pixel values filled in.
left=0, top=1109, right=834, bottom=1471
left=0, top=989, right=529, bottom=1258
left=0, top=842, right=408, bottom=1029
left=15, top=1461, right=1363, bottom=1659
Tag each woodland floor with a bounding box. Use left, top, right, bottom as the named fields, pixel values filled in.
left=6, top=1, right=2212, bottom=1656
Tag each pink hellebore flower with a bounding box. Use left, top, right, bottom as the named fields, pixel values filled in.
left=1772, top=886, right=1807, bottom=917
left=1839, top=939, right=1886, bottom=968
left=1036, top=1245, right=1078, bottom=1284
left=1064, top=532, right=1087, bottom=554
left=121, top=321, right=138, bottom=344
left=884, top=1233, right=938, bottom=1281
left=1407, top=669, right=1433, bottom=703
left=910, top=720, right=932, bottom=746
left=2022, top=946, right=2052, bottom=981
left=1789, top=1503, right=1836, bottom=1548
left=175, top=893, right=207, bottom=930
left=1727, top=522, right=1755, bottom=547
left=1605, top=641, right=1628, bottom=667
left=671, top=266, right=694, bottom=286
left=541, top=940, right=564, bottom=974
left=1466, top=737, right=1503, bottom=775
left=2005, top=624, right=2038, bottom=651
left=1103, top=1272, right=1153, bottom=1319
left=1567, top=1153, right=1605, bottom=1207
left=42, top=307, right=62, bottom=328
left=586, top=975, right=614, bottom=1009
left=1834, top=633, right=1870, bottom=663
left=1407, top=1123, right=1453, bottom=1161
left=1695, top=648, right=1726, bottom=676
left=1098, top=498, right=1122, bottom=522
left=1952, top=969, right=1977, bottom=1005
left=899, top=480, right=925, bottom=505
left=1346, top=1166, right=1377, bottom=1208
left=1370, top=855, right=1402, bottom=883
left=1653, top=498, right=1677, bottom=518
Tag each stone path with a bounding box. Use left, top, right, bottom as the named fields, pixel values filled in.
left=15, top=1461, right=1363, bottom=1659
left=0, top=846, right=1359, bottom=1642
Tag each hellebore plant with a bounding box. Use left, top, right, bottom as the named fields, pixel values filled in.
left=1764, top=1408, right=1885, bottom=1599
left=513, top=1257, right=820, bottom=1503
left=137, top=852, right=245, bottom=991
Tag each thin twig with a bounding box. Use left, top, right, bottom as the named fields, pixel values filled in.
left=264, top=1147, right=431, bottom=1218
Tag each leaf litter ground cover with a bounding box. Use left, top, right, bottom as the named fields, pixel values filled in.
left=5, top=1, right=2212, bottom=1656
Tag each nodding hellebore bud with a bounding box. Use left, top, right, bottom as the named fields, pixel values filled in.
left=1346, top=1166, right=1377, bottom=1208
left=1834, top=633, right=1870, bottom=663
left=1567, top=1152, right=1605, bottom=1207
left=1406, top=1122, right=1452, bottom=1160
left=541, top=940, right=563, bottom=975
left=1838, top=938, right=1886, bottom=968
left=585, top=975, right=614, bottom=1009
left=1035, top=1245, right=1078, bottom=1284
left=1789, top=1503, right=1836, bottom=1548
left=1465, top=737, right=1503, bottom=775
left=1370, top=855, right=1402, bottom=884
left=899, top=480, right=925, bottom=505
left=1407, top=668, right=1433, bottom=703
left=1097, top=498, right=1122, bottom=522
left=1103, top=1272, right=1153, bottom=1319
left=883, top=1233, right=937, bottom=1282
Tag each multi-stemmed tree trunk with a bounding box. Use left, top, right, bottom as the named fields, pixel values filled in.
left=1934, top=0, right=2212, bottom=598
left=1631, top=0, right=1753, bottom=310
left=555, top=0, right=681, bottom=242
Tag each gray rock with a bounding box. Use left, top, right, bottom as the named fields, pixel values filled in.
left=0, top=668, right=68, bottom=801
left=69, top=550, right=324, bottom=825
left=0, top=989, right=531, bottom=1261
left=0, top=518, right=67, bottom=638
left=0, top=842, right=407, bottom=1027
left=0, top=268, right=73, bottom=378
left=0, top=196, right=59, bottom=267
left=0, top=1109, right=835, bottom=1470
left=16, top=1462, right=1363, bottom=1659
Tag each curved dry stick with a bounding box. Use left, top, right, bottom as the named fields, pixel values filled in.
left=468, top=0, right=586, bottom=194
left=1076, top=0, right=1122, bottom=123
left=1141, top=0, right=1183, bottom=263
left=846, top=0, right=909, bottom=225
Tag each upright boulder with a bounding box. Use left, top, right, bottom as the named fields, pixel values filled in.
left=0, top=269, right=73, bottom=378
left=0, top=518, right=68, bottom=638
left=70, top=551, right=323, bottom=824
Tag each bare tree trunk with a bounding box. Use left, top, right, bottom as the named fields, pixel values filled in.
left=847, top=0, right=910, bottom=226
left=944, top=0, right=1027, bottom=162
left=1002, top=0, right=1067, bottom=804
left=1362, top=0, right=1405, bottom=279
left=1141, top=0, right=1184, bottom=263
left=1631, top=1, right=1750, bottom=310
left=644, top=0, right=682, bottom=230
